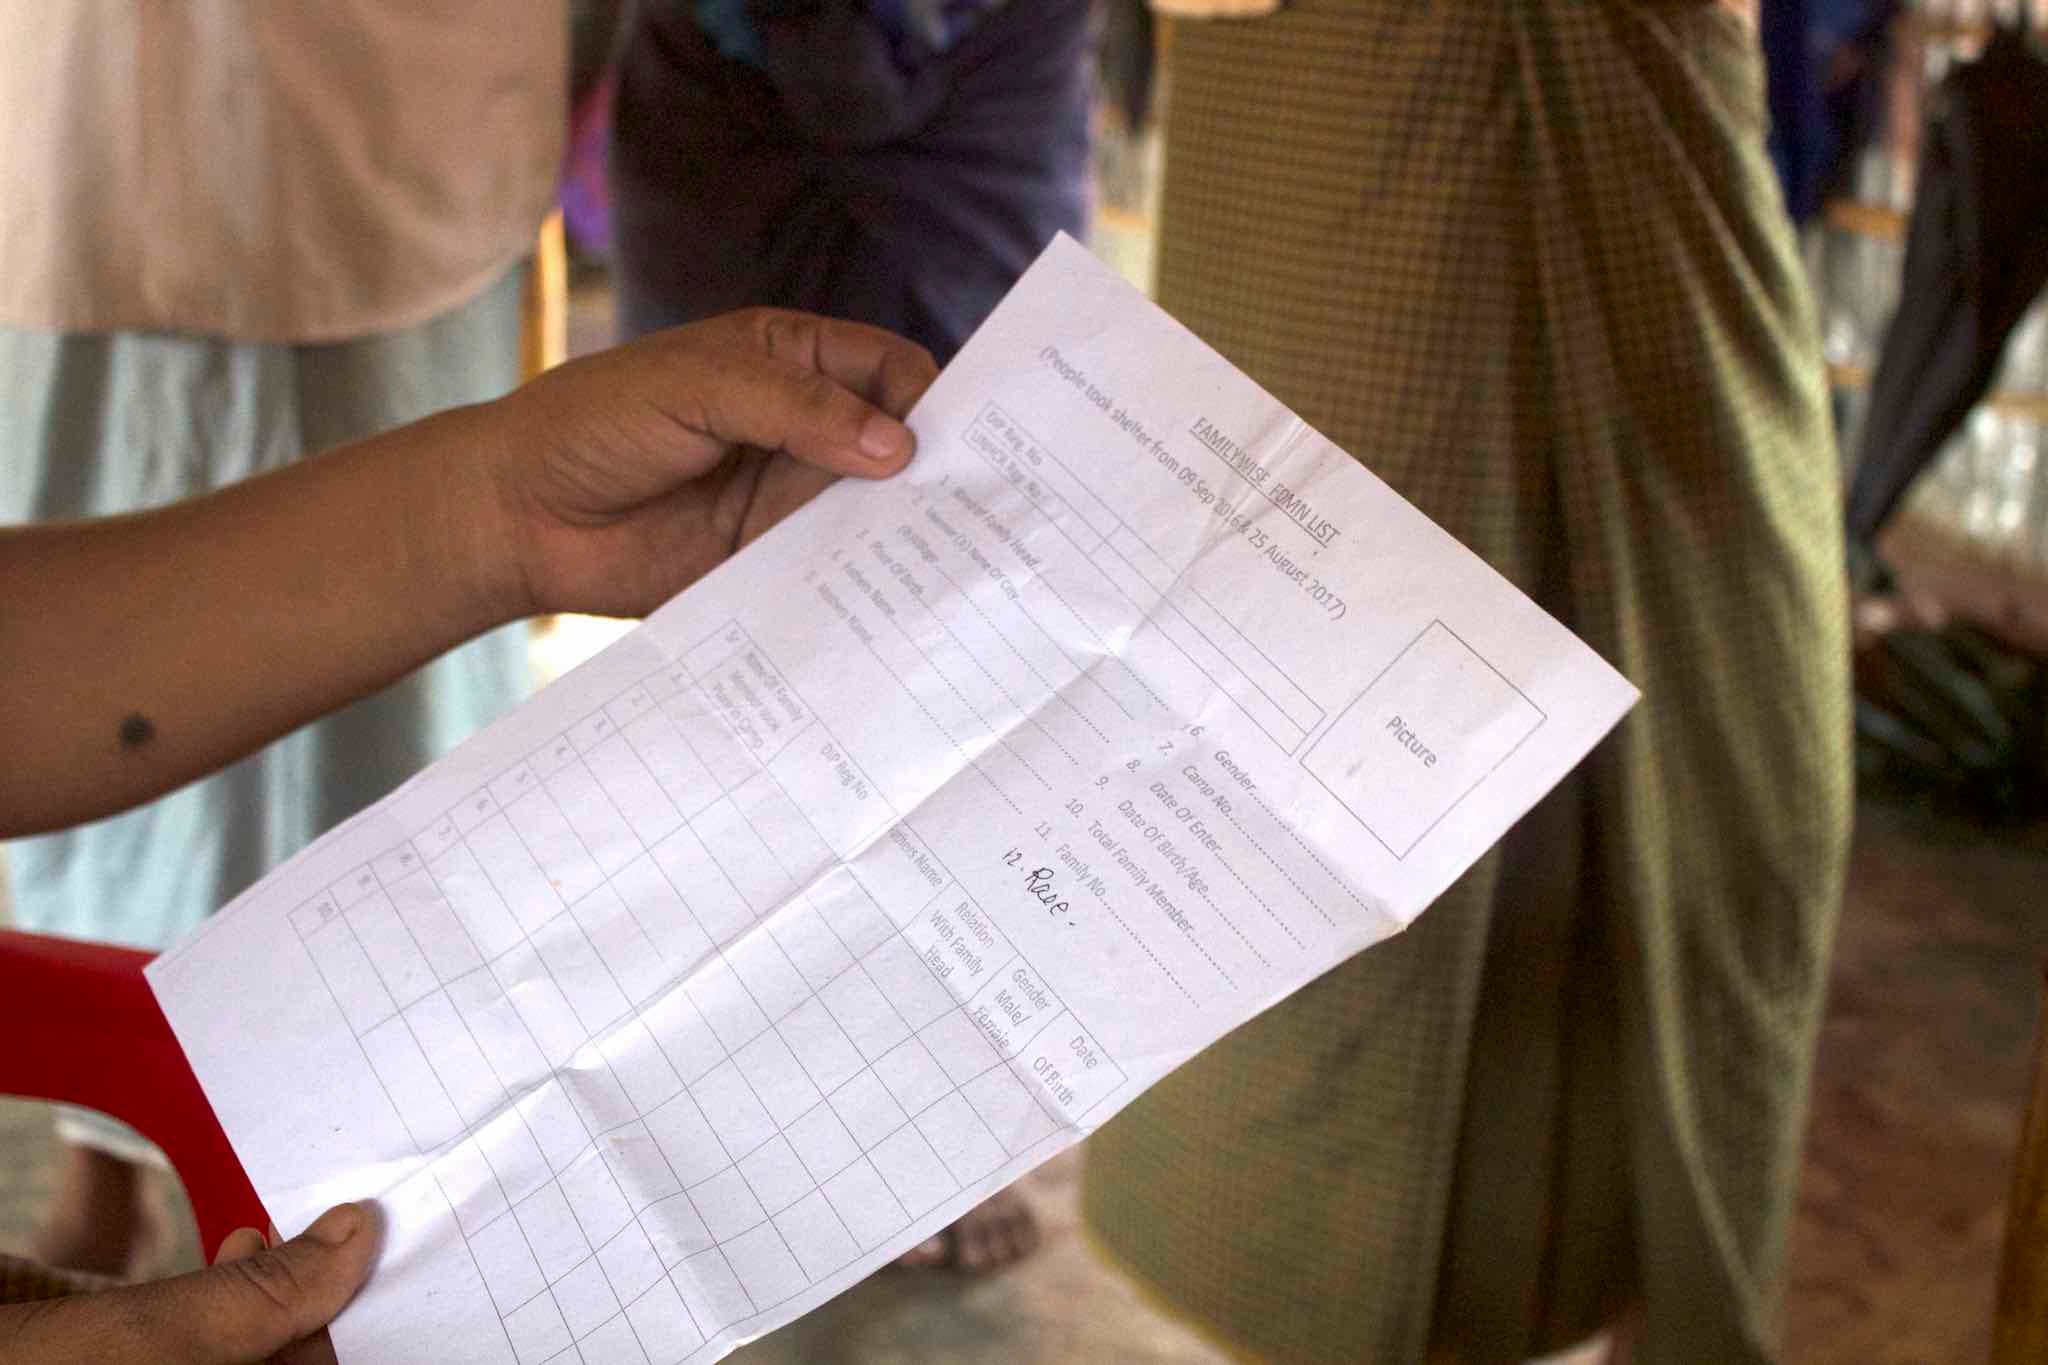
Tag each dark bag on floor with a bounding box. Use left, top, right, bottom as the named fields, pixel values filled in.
left=1855, top=618, right=2048, bottom=817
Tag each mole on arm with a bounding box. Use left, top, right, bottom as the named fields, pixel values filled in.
left=118, top=713, right=155, bottom=750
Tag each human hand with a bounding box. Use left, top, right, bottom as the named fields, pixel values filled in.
left=0, top=1203, right=375, bottom=1365
left=468, top=308, right=937, bottom=621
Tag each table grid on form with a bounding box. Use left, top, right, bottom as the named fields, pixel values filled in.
left=285, top=620, right=1124, bottom=1365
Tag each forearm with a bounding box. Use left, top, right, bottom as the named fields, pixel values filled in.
left=0, top=404, right=514, bottom=837
left=0, top=308, right=933, bottom=840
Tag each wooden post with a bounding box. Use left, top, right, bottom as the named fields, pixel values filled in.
left=520, top=209, right=571, bottom=650
left=1993, top=966, right=2048, bottom=1363
left=520, top=209, right=569, bottom=382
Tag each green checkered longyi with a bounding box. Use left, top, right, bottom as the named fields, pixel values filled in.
left=1083, top=6, right=1851, bottom=1363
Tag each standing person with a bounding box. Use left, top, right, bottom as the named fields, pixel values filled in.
left=1082, top=3, right=1851, bottom=1363
left=0, top=2, right=566, bottom=1276
left=606, top=0, right=1097, bottom=1271
left=608, top=0, right=1094, bottom=365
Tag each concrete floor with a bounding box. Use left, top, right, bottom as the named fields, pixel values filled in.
left=8, top=789, right=2047, bottom=1361
left=1782, top=793, right=2048, bottom=1364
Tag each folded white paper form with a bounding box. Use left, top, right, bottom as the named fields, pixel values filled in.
left=149, top=235, right=1637, bottom=1365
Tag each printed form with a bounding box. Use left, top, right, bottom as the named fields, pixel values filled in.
left=149, top=235, right=1637, bottom=1365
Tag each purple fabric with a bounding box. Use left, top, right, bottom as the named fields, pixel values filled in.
left=609, top=0, right=1092, bottom=361
left=561, top=78, right=615, bottom=256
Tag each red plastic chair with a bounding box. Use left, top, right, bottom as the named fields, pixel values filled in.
left=0, top=928, right=266, bottom=1260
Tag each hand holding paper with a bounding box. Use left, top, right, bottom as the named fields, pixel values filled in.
left=0, top=311, right=929, bottom=840
left=476, top=310, right=936, bottom=623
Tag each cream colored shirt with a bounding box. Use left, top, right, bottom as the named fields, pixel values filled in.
left=0, top=2, right=565, bottom=342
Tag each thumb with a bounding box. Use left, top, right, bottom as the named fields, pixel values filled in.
left=694, top=312, right=929, bottom=480
left=130, top=1203, right=377, bottom=1364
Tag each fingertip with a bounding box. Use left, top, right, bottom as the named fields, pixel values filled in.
left=284, top=1202, right=379, bottom=1311
left=302, top=1203, right=364, bottom=1248
left=856, top=411, right=915, bottom=468
left=293, top=1201, right=380, bottom=1293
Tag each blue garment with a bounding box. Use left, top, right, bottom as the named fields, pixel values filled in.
left=693, top=0, right=761, bottom=63
left=0, top=269, right=532, bottom=949
left=615, top=0, right=1090, bottom=362
left=1762, top=0, right=1893, bottom=222
left=694, top=0, right=1010, bottom=69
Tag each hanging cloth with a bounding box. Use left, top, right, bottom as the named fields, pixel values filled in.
left=1846, top=24, right=2048, bottom=541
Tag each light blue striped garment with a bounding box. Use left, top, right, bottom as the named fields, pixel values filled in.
left=0, top=267, right=533, bottom=953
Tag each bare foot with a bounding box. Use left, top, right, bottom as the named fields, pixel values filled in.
left=895, top=1188, right=1040, bottom=1274
left=28, top=1143, right=160, bottom=1277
